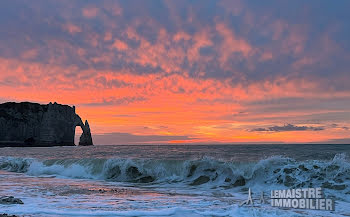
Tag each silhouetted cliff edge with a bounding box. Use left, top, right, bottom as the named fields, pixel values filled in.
left=0, top=102, right=93, bottom=147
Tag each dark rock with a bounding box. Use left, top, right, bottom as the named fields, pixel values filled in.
left=79, top=120, right=93, bottom=146
left=232, top=176, right=246, bottom=187
left=98, top=189, right=107, bottom=193
left=204, top=168, right=216, bottom=172
left=273, top=168, right=281, bottom=174
left=327, top=165, right=340, bottom=171
left=127, top=166, right=142, bottom=179
left=0, top=196, right=23, bottom=205
left=334, top=178, right=343, bottom=183
left=313, top=165, right=320, bottom=169
left=187, top=165, right=197, bottom=177
left=0, top=102, right=93, bottom=147
left=296, top=183, right=305, bottom=188
left=284, top=175, right=296, bottom=187
left=311, top=174, right=320, bottom=179
left=319, top=172, right=326, bottom=177
left=277, top=175, right=283, bottom=184
left=0, top=214, right=19, bottom=217
left=322, top=181, right=347, bottom=190
left=334, top=173, right=345, bottom=179
left=283, top=168, right=296, bottom=174
left=224, top=178, right=231, bottom=182
left=136, top=176, right=155, bottom=183
left=298, top=165, right=309, bottom=171
left=190, top=176, right=210, bottom=186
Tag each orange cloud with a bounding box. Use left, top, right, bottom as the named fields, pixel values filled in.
left=63, top=23, right=82, bottom=34
left=112, top=39, right=128, bottom=50
left=82, top=7, right=99, bottom=18
left=173, top=31, right=191, bottom=41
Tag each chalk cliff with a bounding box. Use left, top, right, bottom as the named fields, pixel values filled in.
left=0, top=102, right=93, bottom=147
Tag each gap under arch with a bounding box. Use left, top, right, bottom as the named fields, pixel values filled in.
left=74, top=126, right=83, bottom=145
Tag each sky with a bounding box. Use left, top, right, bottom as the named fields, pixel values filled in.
left=0, top=0, right=350, bottom=145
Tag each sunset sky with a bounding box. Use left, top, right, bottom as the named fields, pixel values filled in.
left=0, top=1, right=350, bottom=144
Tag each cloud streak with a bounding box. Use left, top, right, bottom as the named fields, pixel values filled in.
left=250, top=124, right=325, bottom=132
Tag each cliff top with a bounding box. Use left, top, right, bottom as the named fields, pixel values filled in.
left=0, top=102, right=75, bottom=114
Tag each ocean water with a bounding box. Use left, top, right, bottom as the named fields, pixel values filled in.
left=0, top=144, right=350, bottom=217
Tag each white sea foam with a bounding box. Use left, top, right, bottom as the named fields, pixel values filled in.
left=1, top=154, right=349, bottom=195
left=1, top=154, right=350, bottom=216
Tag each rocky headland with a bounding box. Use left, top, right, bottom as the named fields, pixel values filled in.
left=0, top=102, right=93, bottom=147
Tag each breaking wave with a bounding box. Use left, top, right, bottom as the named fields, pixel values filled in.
left=1, top=154, right=349, bottom=195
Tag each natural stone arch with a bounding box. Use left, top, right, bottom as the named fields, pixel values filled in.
left=0, top=102, right=93, bottom=147
left=74, top=115, right=93, bottom=146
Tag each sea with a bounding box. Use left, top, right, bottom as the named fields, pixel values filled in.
left=0, top=144, right=350, bottom=217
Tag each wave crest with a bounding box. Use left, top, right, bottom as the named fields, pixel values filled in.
left=1, top=154, right=349, bottom=192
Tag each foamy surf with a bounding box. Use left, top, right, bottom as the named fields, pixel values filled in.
left=1, top=145, right=350, bottom=216
left=1, top=154, right=349, bottom=195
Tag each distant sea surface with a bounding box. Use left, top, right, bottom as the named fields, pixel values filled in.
left=1, top=144, right=350, bottom=216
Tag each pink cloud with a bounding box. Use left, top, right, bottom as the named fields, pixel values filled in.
left=173, top=31, right=191, bottom=42
left=103, top=1, right=123, bottom=16
left=82, top=7, right=99, bottom=18
left=215, top=22, right=253, bottom=65
left=20, top=49, right=38, bottom=60
left=112, top=39, right=129, bottom=51
left=63, top=23, right=82, bottom=34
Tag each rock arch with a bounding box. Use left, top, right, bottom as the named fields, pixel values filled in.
left=74, top=115, right=93, bottom=146
left=0, top=102, right=93, bottom=147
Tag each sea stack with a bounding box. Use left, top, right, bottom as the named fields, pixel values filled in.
left=0, top=102, right=93, bottom=147
left=79, top=120, right=93, bottom=146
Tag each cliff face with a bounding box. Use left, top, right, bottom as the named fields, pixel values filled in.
left=0, top=102, right=93, bottom=147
